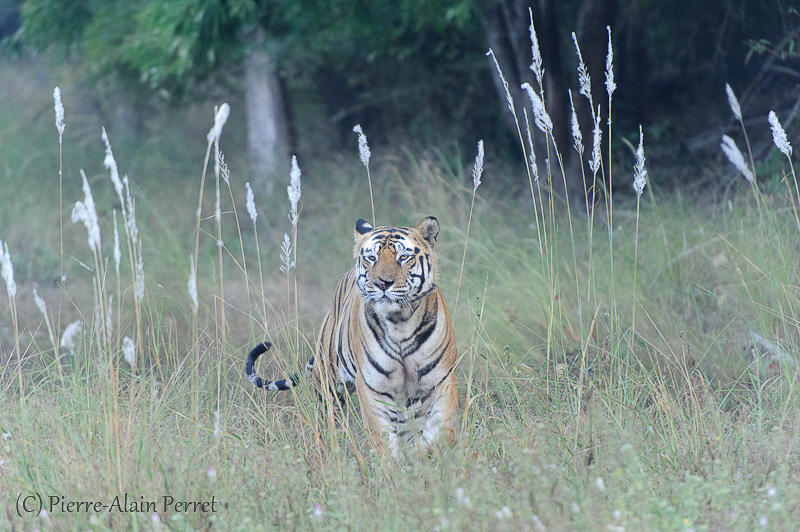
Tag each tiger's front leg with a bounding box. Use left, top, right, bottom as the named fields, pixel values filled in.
left=354, top=373, right=403, bottom=458
left=419, top=370, right=458, bottom=452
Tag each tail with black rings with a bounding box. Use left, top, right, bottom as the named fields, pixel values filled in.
left=245, top=342, right=300, bottom=391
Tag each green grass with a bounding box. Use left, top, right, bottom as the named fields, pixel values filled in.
left=1, top=56, right=800, bottom=532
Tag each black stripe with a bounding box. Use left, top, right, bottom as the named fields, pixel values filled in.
left=364, top=380, right=395, bottom=400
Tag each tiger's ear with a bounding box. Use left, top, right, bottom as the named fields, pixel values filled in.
left=355, top=218, right=373, bottom=236
left=415, top=216, right=440, bottom=247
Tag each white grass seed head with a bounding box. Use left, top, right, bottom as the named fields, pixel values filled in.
left=725, top=83, right=742, bottom=121
left=288, top=155, right=301, bottom=226
left=207, top=103, right=230, bottom=144
left=245, top=182, right=258, bottom=223
left=0, top=240, right=16, bottom=299
left=521, top=83, right=552, bottom=134
left=353, top=124, right=371, bottom=167
left=633, top=125, right=647, bottom=197
left=53, top=87, right=65, bottom=138
left=721, top=134, right=754, bottom=183
left=605, top=27, right=616, bottom=98
left=473, top=140, right=484, bottom=191
left=123, top=336, right=136, bottom=368
left=188, top=254, right=199, bottom=315
left=71, top=170, right=102, bottom=253
left=768, top=110, right=792, bottom=158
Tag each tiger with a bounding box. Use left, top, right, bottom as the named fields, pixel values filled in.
left=245, top=216, right=458, bottom=457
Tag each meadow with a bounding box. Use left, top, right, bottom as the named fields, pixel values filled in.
left=1, top=32, right=800, bottom=532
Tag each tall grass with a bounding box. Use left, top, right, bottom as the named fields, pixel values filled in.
left=0, top=28, right=799, bottom=531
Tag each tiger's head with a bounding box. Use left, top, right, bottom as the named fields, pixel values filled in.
left=353, top=216, right=440, bottom=313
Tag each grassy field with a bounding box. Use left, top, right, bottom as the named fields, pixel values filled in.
left=1, top=55, right=800, bottom=532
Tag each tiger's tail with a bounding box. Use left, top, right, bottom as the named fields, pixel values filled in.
left=245, top=342, right=302, bottom=391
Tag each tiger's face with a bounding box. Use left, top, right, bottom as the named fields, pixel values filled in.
left=353, top=217, right=440, bottom=313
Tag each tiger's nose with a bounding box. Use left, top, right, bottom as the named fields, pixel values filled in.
left=375, top=277, right=394, bottom=291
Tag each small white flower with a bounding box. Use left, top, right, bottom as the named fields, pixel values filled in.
left=122, top=336, right=136, bottom=368
left=353, top=124, right=371, bottom=167
left=759, top=514, right=768, bottom=527
left=207, top=103, right=230, bottom=144
left=207, top=466, right=217, bottom=482
left=768, top=110, right=792, bottom=158
left=726, top=83, right=742, bottom=121
left=454, top=487, right=472, bottom=508
left=245, top=182, right=258, bottom=223
left=532, top=515, right=546, bottom=532
left=495, top=506, right=512, bottom=519
left=721, top=134, right=754, bottom=183
left=595, top=476, right=606, bottom=492
left=767, top=485, right=777, bottom=498
left=53, top=87, right=65, bottom=137
left=472, top=140, right=484, bottom=191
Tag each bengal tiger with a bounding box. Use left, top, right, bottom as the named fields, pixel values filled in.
left=245, top=216, right=458, bottom=457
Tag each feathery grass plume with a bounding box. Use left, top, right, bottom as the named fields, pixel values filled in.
left=726, top=83, right=742, bottom=121
left=134, top=246, right=145, bottom=302
left=569, top=90, right=583, bottom=156
left=213, top=411, right=221, bottom=443
left=288, top=155, right=301, bottom=225
left=280, top=233, right=294, bottom=274
left=122, top=336, right=136, bottom=368
left=528, top=8, right=543, bottom=88
left=721, top=135, right=755, bottom=183
left=53, top=87, right=65, bottom=139
left=353, top=124, right=375, bottom=225
left=572, top=33, right=592, bottom=102
left=523, top=110, right=540, bottom=182
left=521, top=83, right=553, bottom=134
left=218, top=152, right=230, bottom=184
left=631, top=124, right=647, bottom=353
left=207, top=103, right=230, bottom=145
left=473, top=140, right=484, bottom=190
left=590, top=107, right=602, bottom=175
left=71, top=170, right=102, bottom=253
left=60, top=320, right=82, bottom=353
left=605, top=27, right=616, bottom=98
left=245, top=182, right=257, bottom=222
left=454, top=139, right=485, bottom=317
left=353, top=125, right=371, bottom=166
left=102, top=127, right=124, bottom=204
left=113, top=210, right=121, bottom=276
left=188, top=254, right=199, bottom=315
left=633, top=126, right=647, bottom=196
left=768, top=111, right=792, bottom=158
left=486, top=49, right=515, bottom=115
left=33, top=288, right=55, bottom=347
left=0, top=240, right=16, bottom=299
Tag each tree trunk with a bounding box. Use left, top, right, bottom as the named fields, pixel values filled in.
left=244, top=28, right=291, bottom=194
left=483, top=0, right=571, bottom=196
